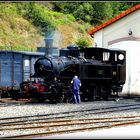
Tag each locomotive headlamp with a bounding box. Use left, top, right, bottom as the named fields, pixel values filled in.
left=113, top=71, right=117, bottom=75
left=118, top=54, right=124, bottom=60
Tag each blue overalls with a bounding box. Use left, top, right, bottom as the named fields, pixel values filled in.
left=71, top=77, right=81, bottom=104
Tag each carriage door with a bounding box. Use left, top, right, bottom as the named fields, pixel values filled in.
left=13, top=53, right=22, bottom=88
left=0, top=52, right=12, bottom=87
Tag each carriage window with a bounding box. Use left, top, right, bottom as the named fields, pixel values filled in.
left=103, top=52, right=110, bottom=61
left=115, top=54, right=117, bottom=61
left=24, top=59, right=30, bottom=66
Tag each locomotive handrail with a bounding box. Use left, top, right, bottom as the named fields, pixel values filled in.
left=78, top=56, right=87, bottom=62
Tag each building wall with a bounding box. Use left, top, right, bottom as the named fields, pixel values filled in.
left=109, top=41, right=140, bottom=96
left=94, top=9, right=140, bottom=48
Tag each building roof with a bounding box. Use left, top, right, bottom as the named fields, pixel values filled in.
left=88, top=4, right=140, bottom=35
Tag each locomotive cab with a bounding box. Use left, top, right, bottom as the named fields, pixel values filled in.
left=77, top=48, right=126, bottom=100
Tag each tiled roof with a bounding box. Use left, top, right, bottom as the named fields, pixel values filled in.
left=88, top=4, right=140, bottom=35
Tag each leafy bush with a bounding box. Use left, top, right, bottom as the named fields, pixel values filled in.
left=75, top=37, right=90, bottom=48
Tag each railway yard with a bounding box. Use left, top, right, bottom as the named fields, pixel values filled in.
left=0, top=97, right=140, bottom=139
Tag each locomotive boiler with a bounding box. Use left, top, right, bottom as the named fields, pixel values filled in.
left=22, top=46, right=126, bottom=103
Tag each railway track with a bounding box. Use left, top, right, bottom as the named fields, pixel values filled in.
left=1, top=115, right=140, bottom=138
left=1, top=100, right=140, bottom=138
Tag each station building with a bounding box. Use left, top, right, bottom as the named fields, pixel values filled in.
left=88, top=4, right=140, bottom=96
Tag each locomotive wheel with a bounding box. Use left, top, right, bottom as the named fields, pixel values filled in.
left=56, top=93, right=65, bottom=103
left=48, top=97, right=57, bottom=104
left=103, top=94, right=109, bottom=101
left=65, top=94, right=73, bottom=103
left=63, top=89, right=73, bottom=103
left=89, top=89, right=97, bottom=101
left=82, top=88, right=97, bottom=101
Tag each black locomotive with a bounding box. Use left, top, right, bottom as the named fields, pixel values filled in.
left=19, top=46, right=126, bottom=103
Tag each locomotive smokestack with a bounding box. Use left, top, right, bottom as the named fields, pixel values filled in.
left=44, top=32, right=54, bottom=56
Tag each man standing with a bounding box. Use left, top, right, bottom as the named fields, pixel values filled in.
left=71, top=75, right=81, bottom=104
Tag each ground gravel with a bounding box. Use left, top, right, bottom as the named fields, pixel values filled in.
left=1, top=98, right=140, bottom=119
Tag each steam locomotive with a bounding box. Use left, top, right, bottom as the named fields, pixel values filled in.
left=18, top=46, right=126, bottom=103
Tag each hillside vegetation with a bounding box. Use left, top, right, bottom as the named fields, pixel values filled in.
left=0, top=3, right=93, bottom=51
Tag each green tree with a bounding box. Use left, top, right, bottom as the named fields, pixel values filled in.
left=53, top=2, right=94, bottom=23
left=74, top=3, right=94, bottom=23
left=91, top=2, right=113, bottom=25
left=52, top=2, right=138, bottom=27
